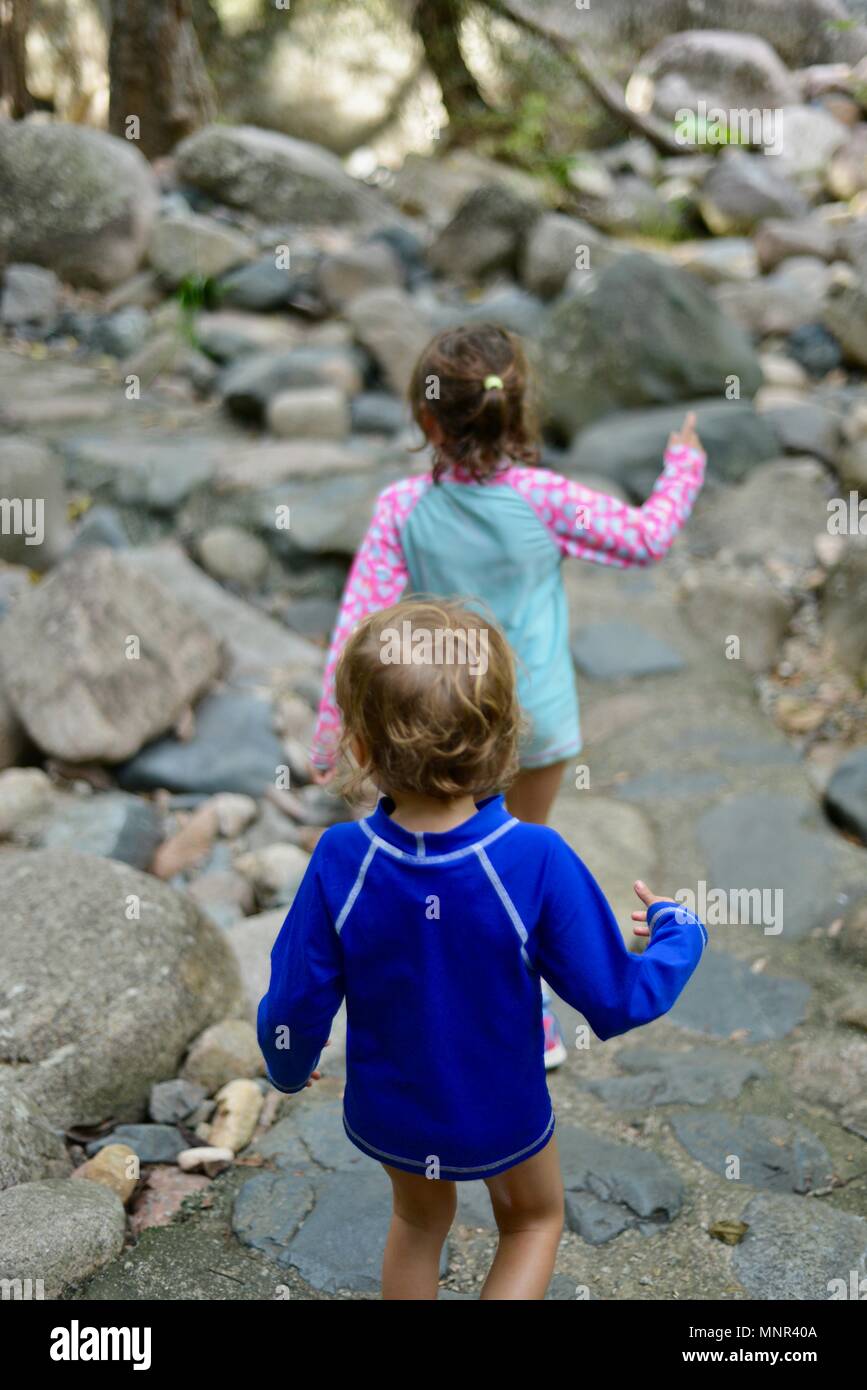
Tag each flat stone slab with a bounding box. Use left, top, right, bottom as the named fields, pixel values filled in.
left=670, top=1113, right=834, bottom=1193
left=87, top=1124, right=186, bottom=1164
left=116, top=692, right=286, bottom=797
left=733, top=1192, right=867, bottom=1300
left=232, top=1170, right=317, bottom=1265
left=587, top=1046, right=767, bottom=1109
left=696, top=795, right=847, bottom=939
left=571, top=623, right=686, bottom=679
left=33, top=792, right=162, bottom=869
left=615, top=770, right=727, bottom=802
left=294, top=1102, right=369, bottom=1174
left=556, top=1123, right=683, bottom=1245
left=280, top=1169, right=448, bottom=1295
left=671, top=950, right=810, bottom=1041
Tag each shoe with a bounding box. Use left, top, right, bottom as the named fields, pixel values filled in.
left=543, top=1006, right=568, bottom=1070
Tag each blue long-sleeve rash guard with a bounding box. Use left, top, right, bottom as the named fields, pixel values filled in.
left=257, top=794, right=708, bottom=1180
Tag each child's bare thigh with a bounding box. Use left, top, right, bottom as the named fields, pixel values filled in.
left=483, top=1135, right=564, bottom=1231
left=382, top=1164, right=457, bottom=1230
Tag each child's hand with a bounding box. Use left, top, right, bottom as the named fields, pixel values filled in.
left=311, top=763, right=335, bottom=787
left=304, top=1038, right=331, bottom=1086
left=667, top=410, right=702, bottom=454
left=630, top=880, right=675, bottom=938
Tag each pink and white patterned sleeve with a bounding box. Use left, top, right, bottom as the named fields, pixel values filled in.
left=309, top=475, right=430, bottom=770
left=504, top=443, right=706, bottom=567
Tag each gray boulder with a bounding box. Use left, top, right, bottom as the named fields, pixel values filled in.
left=175, top=124, right=386, bottom=225
left=520, top=213, right=623, bottom=299
left=0, top=435, right=69, bottom=571
left=627, top=30, right=799, bottom=125
left=345, top=287, right=432, bottom=395
left=427, top=183, right=541, bottom=284
left=0, top=263, right=61, bottom=330
left=148, top=212, right=256, bottom=288
left=0, top=120, right=158, bottom=289
left=825, top=748, right=867, bottom=845
left=0, top=1178, right=126, bottom=1300
left=0, top=549, right=222, bottom=763
left=0, top=1080, right=70, bottom=1192
left=823, top=541, right=867, bottom=682
left=566, top=399, right=778, bottom=493
left=538, top=253, right=763, bottom=439
left=0, top=849, right=244, bottom=1128
left=700, top=150, right=808, bottom=235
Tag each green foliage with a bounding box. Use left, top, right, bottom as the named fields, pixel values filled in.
left=175, top=274, right=221, bottom=345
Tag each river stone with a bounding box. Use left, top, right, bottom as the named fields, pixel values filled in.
left=822, top=542, right=867, bottom=683
left=520, top=213, right=620, bottom=298
left=282, top=1169, right=449, bottom=1293
left=538, top=254, right=762, bottom=439
left=59, top=432, right=219, bottom=510
left=219, top=345, right=364, bottom=422
left=0, top=1178, right=126, bottom=1300
left=616, top=769, right=726, bottom=802
left=688, top=458, right=830, bottom=568
left=116, top=691, right=285, bottom=797
left=0, top=262, right=61, bottom=329
left=823, top=265, right=867, bottom=369
left=0, top=689, right=26, bottom=772
left=87, top=1124, right=186, bottom=1164
left=0, top=549, right=222, bottom=763
left=0, top=1079, right=70, bottom=1191
left=345, top=286, right=432, bottom=395
left=295, top=1101, right=368, bottom=1173
left=670, top=1113, right=834, bottom=1193
left=0, top=120, right=158, bottom=289
left=672, top=950, right=810, bottom=1041
left=148, top=212, right=256, bottom=288
left=216, top=255, right=295, bottom=311
left=0, top=849, right=244, bottom=1128
left=119, top=542, right=322, bottom=681
left=427, top=182, right=541, bottom=283
left=181, top=1019, right=264, bottom=1092
left=175, top=124, right=386, bottom=225
left=0, top=435, right=69, bottom=571
left=755, top=216, right=838, bottom=273
left=557, top=1123, right=683, bottom=1241
left=570, top=399, right=778, bottom=496
left=242, top=1116, right=311, bottom=1171
left=824, top=748, right=867, bottom=845
left=732, top=1192, right=867, bottom=1300
left=697, top=793, right=852, bottom=938
left=267, top=387, right=350, bottom=440
left=681, top=570, right=794, bottom=673
left=571, top=623, right=685, bottom=679
left=149, top=1079, right=207, bottom=1125
left=0, top=767, right=53, bottom=838
left=628, top=30, right=798, bottom=126
left=586, top=1046, right=767, bottom=1109
left=71, top=504, right=129, bottom=552
left=699, top=150, right=808, bottom=236
left=232, top=1169, right=317, bottom=1267
left=193, top=309, right=302, bottom=364
left=29, top=791, right=163, bottom=869
left=196, top=525, right=270, bottom=587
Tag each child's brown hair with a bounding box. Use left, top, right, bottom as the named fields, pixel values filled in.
left=408, top=324, right=540, bottom=483
left=334, top=597, right=522, bottom=803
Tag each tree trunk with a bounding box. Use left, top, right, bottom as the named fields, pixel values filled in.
left=108, top=0, right=216, bottom=159
left=411, top=0, right=491, bottom=135
left=0, top=0, right=34, bottom=118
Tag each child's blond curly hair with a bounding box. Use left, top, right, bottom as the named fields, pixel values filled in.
left=334, top=598, right=522, bottom=803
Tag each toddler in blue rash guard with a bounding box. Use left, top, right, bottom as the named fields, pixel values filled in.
left=258, top=598, right=708, bottom=1300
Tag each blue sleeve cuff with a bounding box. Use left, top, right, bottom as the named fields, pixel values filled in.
left=646, top=899, right=708, bottom=946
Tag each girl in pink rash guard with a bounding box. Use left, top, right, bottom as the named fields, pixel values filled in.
left=309, top=323, right=706, bottom=1063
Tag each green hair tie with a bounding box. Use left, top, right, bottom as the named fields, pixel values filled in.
left=483, top=374, right=504, bottom=390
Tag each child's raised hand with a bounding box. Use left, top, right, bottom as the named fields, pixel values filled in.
left=311, top=763, right=335, bottom=787
left=667, top=410, right=702, bottom=453
left=630, top=880, right=674, bottom=938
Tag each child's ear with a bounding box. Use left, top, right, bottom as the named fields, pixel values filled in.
left=419, top=405, right=444, bottom=446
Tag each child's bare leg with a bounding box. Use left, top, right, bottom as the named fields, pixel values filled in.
left=480, top=1136, right=564, bottom=1300
left=381, top=1164, right=457, bottom=1300
left=506, top=760, right=569, bottom=826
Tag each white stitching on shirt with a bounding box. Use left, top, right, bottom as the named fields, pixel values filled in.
left=474, top=844, right=533, bottom=970
left=335, top=840, right=378, bottom=935
left=359, top=815, right=519, bottom=864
